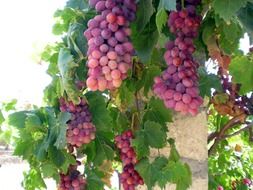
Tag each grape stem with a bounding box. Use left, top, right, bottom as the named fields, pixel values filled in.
left=181, top=0, right=185, bottom=9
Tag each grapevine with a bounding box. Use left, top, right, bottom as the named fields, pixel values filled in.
left=4, top=0, right=253, bottom=190
left=84, top=0, right=137, bottom=91
left=153, top=0, right=203, bottom=116
left=115, top=130, right=144, bottom=190
left=59, top=98, right=96, bottom=148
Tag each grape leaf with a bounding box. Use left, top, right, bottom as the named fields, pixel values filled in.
left=25, top=114, right=43, bottom=132
left=131, top=131, right=150, bottom=159
left=229, top=55, right=253, bottom=94
left=8, top=111, right=29, bottom=128
left=133, top=121, right=167, bottom=159
left=212, top=0, right=253, bottom=21
left=85, top=92, right=112, bottom=132
left=165, top=161, right=192, bottom=190
left=143, top=98, right=172, bottom=126
left=142, top=66, right=161, bottom=96
left=44, top=76, right=63, bottom=106
left=237, top=2, right=253, bottom=39
left=2, top=99, right=17, bottom=111
left=61, top=151, right=77, bottom=174
left=216, top=18, right=243, bottom=54
left=58, top=48, right=80, bottom=104
left=198, top=67, right=222, bottom=97
left=135, top=157, right=170, bottom=190
left=41, top=163, right=58, bottom=178
left=54, top=112, right=71, bottom=149
left=131, top=16, right=159, bottom=62
left=158, top=0, right=176, bottom=11
left=0, top=110, right=4, bottom=125
left=93, top=138, right=114, bottom=166
left=86, top=169, right=104, bottom=190
left=135, top=158, right=155, bottom=190
left=156, top=8, right=168, bottom=34
left=134, top=0, right=155, bottom=32
left=48, top=146, right=65, bottom=167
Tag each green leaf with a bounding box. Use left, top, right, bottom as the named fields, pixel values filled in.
left=48, top=146, right=65, bottom=167
left=165, top=161, right=192, bottom=190
left=134, top=0, right=155, bottom=32
left=2, top=99, right=17, bottom=111
left=212, top=0, right=253, bottom=21
left=58, top=48, right=80, bottom=104
left=86, top=169, right=104, bottom=190
left=135, top=158, right=155, bottom=190
left=93, top=138, right=114, bottom=166
left=144, top=98, right=172, bottom=126
left=0, top=110, right=4, bottom=125
left=85, top=92, right=112, bottom=132
left=229, top=55, right=253, bottom=94
left=156, top=8, right=168, bottom=34
left=135, top=157, right=170, bottom=190
left=25, top=114, right=43, bottom=132
left=198, top=67, right=222, bottom=97
left=133, top=120, right=168, bottom=159
left=61, top=151, right=77, bottom=174
left=41, top=163, right=58, bottom=178
left=132, top=131, right=150, bottom=159
left=54, top=112, right=71, bottom=149
left=216, top=18, right=243, bottom=54
left=158, top=0, right=176, bottom=11
left=144, top=121, right=167, bottom=148
left=142, top=66, right=161, bottom=96
left=8, top=111, right=29, bottom=128
left=237, top=2, right=253, bottom=39
left=44, top=76, right=63, bottom=106
left=131, top=16, right=159, bottom=62
left=14, top=140, right=34, bottom=159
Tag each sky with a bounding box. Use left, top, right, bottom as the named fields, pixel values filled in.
left=0, top=1, right=250, bottom=108
left=0, top=0, right=66, bottom=106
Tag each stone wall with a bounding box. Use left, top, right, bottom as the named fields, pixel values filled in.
left=137, top=111, right=208, bottom=190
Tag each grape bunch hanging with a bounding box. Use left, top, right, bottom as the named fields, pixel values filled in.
left=84, top=0, right=137, bottom=91
left=153, top=0, right=203, bottom=116
left=58, top=162, right=86, bottom=190
left=115, top=130, right=144, bottom=190
left=60, top=98, right=96, bottom=147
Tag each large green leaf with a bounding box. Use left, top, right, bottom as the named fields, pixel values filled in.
left=85, top=92, right=112, bottom=132
left=131, top=15, right=159, bottom=62
left=93, top=138, right=114, bottom=166
left=86, top=169, right=104, bottom=190
left=229, top=55, right=253, bottom=94
left=212, top=0, right=253, bottom=21
left=58, top=48, right=80, bottom=104
left=237, top=2, right=253, bottom=39
left=8, top=111, right=29, bottom=128
left=132, top=120, right=167, bottom=159
left=134, top=0, right=155, bottom=32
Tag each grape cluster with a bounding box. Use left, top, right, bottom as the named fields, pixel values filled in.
left=58, top=164, right=86, bottom=190
left=153, top=1, right=203, bottom=116
left=60, top=98, right=96, bottom=147
left=115, top=130, right=144, bottom=190
left=84, top=0, right=137, bottom=91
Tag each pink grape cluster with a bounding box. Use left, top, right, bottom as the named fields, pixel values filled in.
left=84, top=0, right=137, bottom=91
left=115, top=130, right=144, bottom=190
left=153, top=3, right=203, bottom=116
left=58, top=164, right=86, bottom=190
left=60, top=98, right=96, bottom=147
